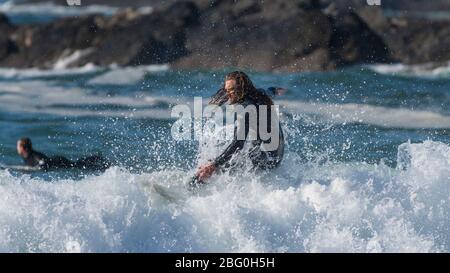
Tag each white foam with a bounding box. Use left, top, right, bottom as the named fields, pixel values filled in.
left=1, top=79, right=448, bottom=128
left=88, top=64, right=170, bottom=85
left=0, top=140, right=447, bottom=252
left=0, top=63, right=102, bottom=79
left=0, top=63, right=168, bottom=82
left=280, top=100, right=450, bottom=129
left=369, top=62, right=450, bottom=78
left=53, top=48, right=94, bottom=70
left=0, top=80, right=182, bottom=119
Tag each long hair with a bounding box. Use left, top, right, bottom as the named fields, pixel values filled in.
left=225, top=71, right=273, bottom=105
left=209, top=87, right=228, bottom=105
left=209, top=71, right=273, bottom=106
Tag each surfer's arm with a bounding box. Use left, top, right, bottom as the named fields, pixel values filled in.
left=212, top=110, right=249, bottom=168
left=31, top=151, right=49, bottom=170
left=212, top=139, right=245, bottom=168
left=195, top=138, right=245, bottom=182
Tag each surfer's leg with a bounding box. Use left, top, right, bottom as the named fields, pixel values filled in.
left=75, top=155, right=110, bottom=171
left=48, top=156, right=74, bottom=169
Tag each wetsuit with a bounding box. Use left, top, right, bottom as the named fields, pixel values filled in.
left=212, top=96, right=284, bottom=171
left=208, top=86, right=285, bottom=170
left=23, top=150, right=110, bottom=171
left=186, top=87, right=284, bottom=187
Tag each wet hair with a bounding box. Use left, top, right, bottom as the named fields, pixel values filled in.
left=18, top=137, right=32, bottom=152
left=209, top=87, right=228, bottom=105
left=209, top=71, right=274, bottom=106
left=226, top=71, right=273, bottom=105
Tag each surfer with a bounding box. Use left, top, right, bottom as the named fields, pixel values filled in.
left=193, top=71, right=285, bottom=185
left=16, top=137, right=110, bottom=171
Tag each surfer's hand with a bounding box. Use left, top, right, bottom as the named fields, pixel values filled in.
left=196, top=163, right=216, bottom=182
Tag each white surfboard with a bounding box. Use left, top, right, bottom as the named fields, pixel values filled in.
left=0, top=164, right=41, bottom=172
left=152, top=183, right=181, bottom=203
left=138, top=171, right=203, bottom=204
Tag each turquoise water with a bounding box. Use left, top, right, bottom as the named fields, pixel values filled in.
left=1, top=65, right=449, bottom=173
left=0, top=0, right=449, bottom=254
left=0, top=64, right=449, bottom=252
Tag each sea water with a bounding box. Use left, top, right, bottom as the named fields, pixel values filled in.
left=0, top=61, right=449, bottom=252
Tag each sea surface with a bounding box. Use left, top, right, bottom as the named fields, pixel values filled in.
left=0, top=0, right=449, bottom=253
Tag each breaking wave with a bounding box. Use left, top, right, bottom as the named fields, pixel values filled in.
left=369, top=62, right=450, bottom=78
left=0, top=140, right=448, bottom=252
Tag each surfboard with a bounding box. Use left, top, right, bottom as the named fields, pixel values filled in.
left=0, top=164, right=41, bottom=172
left=152, top=183, right=180, bottom=203
left=152, top=176, right=206, bottom=202
left=138, top=172, right=205, bottom=204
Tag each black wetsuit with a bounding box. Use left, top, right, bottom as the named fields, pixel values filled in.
left=185, top=87, right=284, bottom=187
left=23, top=150, right=110, bottom=171
left=212, top=97, right=284, bottom=171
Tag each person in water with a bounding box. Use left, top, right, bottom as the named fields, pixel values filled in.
left=17, top=137, right=110, bottom=171
left=194, top=71, right=285, bottom=184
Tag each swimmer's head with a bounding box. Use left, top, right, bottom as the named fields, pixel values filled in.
left=225, top=71, right=253, bottom=104
left=225, top=71, right=273, bottom=105
left=17, top=137, right=32, bottom=157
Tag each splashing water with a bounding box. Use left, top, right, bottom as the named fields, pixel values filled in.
left=0, top=65, right=449, bottom=252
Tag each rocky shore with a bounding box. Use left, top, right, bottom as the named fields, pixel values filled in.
left=0, top=0, right=449, bottom=72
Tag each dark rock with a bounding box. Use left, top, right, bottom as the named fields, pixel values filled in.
left=0, top=13, right=10, bottom=25
left=0, top=0, right=449, bottom=71
left=0, top=34, right=17, bottom=61
left=173, top=2, right=333, bottom=72
left=0, top=13, right=18, bottom=62
left=164, top=1, right=200, bottom=27
left=0, top=13, right=14, bottom=34
left=356, top=6, right=450, bottom=64
left=0, top=2, right=195, bottom=68
left=329, top=11, right=391, bottom=66
left=2, top=15, right=100, bottom=68
left=385, top=19, right=450, bottom=64
left=75, top=2, right=197, bottom=66
left=274, top=48, right=335, bottom=72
